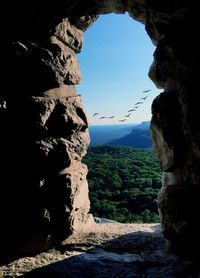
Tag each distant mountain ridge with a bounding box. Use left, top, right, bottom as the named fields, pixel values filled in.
left=108, top=128, right=151, bottom=148
left=89, top=121, right=151, bottom=148
left=134, top=121, right=150, bottom=129
left=89, top=123, right=136, bottom=146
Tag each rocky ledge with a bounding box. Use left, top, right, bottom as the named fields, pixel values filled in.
left=0, top=223, right=199, bottom=277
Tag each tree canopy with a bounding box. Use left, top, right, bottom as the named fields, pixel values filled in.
left=83, top=146, right=162, bottom=223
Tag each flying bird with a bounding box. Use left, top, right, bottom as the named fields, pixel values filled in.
left=125, top=113, right=131, bottom=117
left=108, top=116, right=115, bottom=118
left=142, top=89, right=151, bottom=93
left=99, top=116, right=106, bottom=119
left=93, top=112, right=99, bottom=117
left=119, top=119, right=127, bottom=122
left=135, top=102, right=143, bottom=105
left=128, top=109, right=136, bottom=112
left=141, top=96, right=147, bottom=100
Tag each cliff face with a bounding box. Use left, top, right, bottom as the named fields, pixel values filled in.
left=1, top=0, right=200, bottom=260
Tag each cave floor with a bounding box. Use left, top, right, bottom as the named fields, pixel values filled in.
left=1, top=223, right=199, bottom=277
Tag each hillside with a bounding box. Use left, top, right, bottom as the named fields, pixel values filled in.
left=89, top=121, right=151, bottom=147
left=108, top=128, right=151, bottom=148
left=88, top=124, right=135, bottom=146
left=83, top=145, right=162, bottom=223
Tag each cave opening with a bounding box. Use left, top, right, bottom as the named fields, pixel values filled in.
left=76, top=13, right=163, bottom=224
left=2, top=0, right=200, bottom=264
left=77, top=13, right=160, bottom=126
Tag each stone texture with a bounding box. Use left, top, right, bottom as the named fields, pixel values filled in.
left=146, top=1, right=200, bottom=257
left=148, top=41, right=175, bottom=88
left=151, top=91, right=187, bottom=171
left=1, top=224, right=199, bottom=277
left=127, top=0, right=147, bottom=24
left=69, top=16, right=99, bottom=31
left=54, top=19, right=83, bottom=53
left=12, top=40, right=81, bottom=92
left=158, top=184, right=200, bottom=258
left=1, top=11, right=90, bottom=259
left=0, top=93, right=90, bottom=260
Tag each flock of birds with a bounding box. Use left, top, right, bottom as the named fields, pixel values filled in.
left=92, top=89, right=151, bottom=123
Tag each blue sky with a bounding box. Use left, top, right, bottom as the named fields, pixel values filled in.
left=76, top=13, right=162, bottom=125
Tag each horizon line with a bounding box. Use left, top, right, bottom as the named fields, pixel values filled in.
left=88, top=120, right=150, bottom=127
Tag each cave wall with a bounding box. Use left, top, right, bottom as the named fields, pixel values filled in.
left=1, top=0, right=200, bottom=259
left=1, top=15, right=93, bottom=259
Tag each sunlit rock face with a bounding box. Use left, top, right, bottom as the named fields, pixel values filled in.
left=1, top=0, right=199, bottom=259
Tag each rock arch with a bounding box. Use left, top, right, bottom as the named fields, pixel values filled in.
left=1, top=0, right=199, bottom=259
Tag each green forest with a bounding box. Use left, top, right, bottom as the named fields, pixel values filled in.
left=83, top=146, right=162, bottom=223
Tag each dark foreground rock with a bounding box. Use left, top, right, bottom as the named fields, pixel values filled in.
left=1, top=223, right=199, bottom=277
